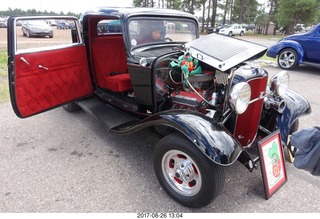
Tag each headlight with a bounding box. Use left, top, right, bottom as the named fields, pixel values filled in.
left=270, top=71, right=289, bottom=97
left=229, top=82, right=251, bottom=114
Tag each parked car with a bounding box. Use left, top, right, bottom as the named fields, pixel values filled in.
left=294, top=23, right=305, bottom=32
left=56, top=20, right=70, bottom=29
left=266, top=23, right=320, bottom=70
left=219, top=24, right=245, bottom=36
left=208, top=24, right=228, bottom=34
left=7, top=8, right=311, bottom=208
left=21, top=20, right=53, bottom=38
left=0, top=17, right=7, bottom=28
left=243, top=23, right=255, bottom=31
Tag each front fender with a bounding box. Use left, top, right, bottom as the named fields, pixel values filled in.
left=277, top=89, right=312, bottom=144
left=112, top=110, right=243, bottom=166
left=266, top=40, right=304, bottom=64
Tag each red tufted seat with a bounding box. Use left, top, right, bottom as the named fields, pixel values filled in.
left=91, top=35, right=132, bottom=92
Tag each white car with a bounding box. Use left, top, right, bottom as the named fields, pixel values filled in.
left=219, top=24, right=245, bottom=36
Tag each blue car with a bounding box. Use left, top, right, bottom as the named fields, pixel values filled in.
left=266, top=23, right=320, bottom=70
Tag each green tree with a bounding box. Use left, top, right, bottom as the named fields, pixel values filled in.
left=210, top=0, right=219, bottom=28
left=276, top=0, right=320, bottom=34
left=133, top=0, right=155, bottom=7
left=200, top=0, right=207, bottom=33
left=231, top=0, right=259, bottom=24
left=181, top=0, right=201, bottom=14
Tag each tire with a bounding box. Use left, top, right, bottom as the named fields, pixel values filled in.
left=277, top=48, right=299, bottom=70
left=26, top=30, right=30, bottom=38
left=228, top=31, right=233, bottom=37
left=153, top=133, right=224, bottom=208
left=63, top=101, right=81, bottom=112
left=239, top=31, right=244, bottom=36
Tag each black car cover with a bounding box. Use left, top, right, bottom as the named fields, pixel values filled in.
left=290, top=126, right=320, bottom=176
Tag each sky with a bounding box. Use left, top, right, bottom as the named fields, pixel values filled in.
left=1, top=0, right=268, bottom=15
left=0, top=0, right=134, bottom=14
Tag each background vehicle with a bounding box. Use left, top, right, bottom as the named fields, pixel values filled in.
left=7, top=8, right=311, bottom=208
left=0, top=17, right=7, bottom=28
left=266, top=23, right=320, bottom=70
left=21, top=19, right=53, bottom=38
left=243, top=23, right=255, bottom=31
left=208, top=24, right=228, bottom=34
left=56, top=20, right=70, bottom=29
left=219, top=24, right=245, bottom=36
left=294, top=24, right=305, bottom=32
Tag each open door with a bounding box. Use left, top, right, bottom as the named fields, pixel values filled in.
left=7, top=16, right=93, bottom=118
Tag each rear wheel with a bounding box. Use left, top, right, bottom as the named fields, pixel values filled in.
left=239, top=31, right=244, bottom=36
left=153, top=133, right=224, bottom=208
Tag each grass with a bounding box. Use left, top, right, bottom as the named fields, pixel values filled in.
left=0, top=49, right=9, bottom=103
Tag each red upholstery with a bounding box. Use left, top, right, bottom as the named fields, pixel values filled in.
left=91, top=35, right=132, bottom=92
left=14, top=46, right=93, bottom=117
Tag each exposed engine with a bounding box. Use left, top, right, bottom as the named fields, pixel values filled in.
left=171, top=72, right=218, bottom=112
left=155, top=56, right=228, bottom=113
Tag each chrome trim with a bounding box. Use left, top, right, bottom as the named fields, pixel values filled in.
left=259, top=125, right=272, bottom=135
left=38, top=65, right=48, bottom=70
left=20, top=57, right=30, bottom=65
left=249, top=91, right=266, bottom=104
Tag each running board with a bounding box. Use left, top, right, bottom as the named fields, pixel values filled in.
left=77, top=97, right=139, bottom=130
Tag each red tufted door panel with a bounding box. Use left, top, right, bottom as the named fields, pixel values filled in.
left=12, top=45, right=93, bottom=117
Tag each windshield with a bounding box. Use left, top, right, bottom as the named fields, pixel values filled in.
left=128, top=18, right=197, bottom=48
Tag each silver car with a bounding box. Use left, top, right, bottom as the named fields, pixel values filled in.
left=22, top=20, right=53, bottom=38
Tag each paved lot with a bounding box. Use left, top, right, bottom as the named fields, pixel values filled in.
left=0, top=27, right=319, bottom=213
left=1, top=64, right=319, bottom=213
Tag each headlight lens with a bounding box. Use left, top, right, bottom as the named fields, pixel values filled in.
left=270, top=71, right=289, bottom=97
left=229, top=82, right=251, bottom=114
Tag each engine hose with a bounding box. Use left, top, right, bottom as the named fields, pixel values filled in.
left=185, top=76, right=215, bottom=107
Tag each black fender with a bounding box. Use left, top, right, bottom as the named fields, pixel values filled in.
left=277, top=89, right=312, bottom=143
left=112, top=110, right=243, bottom=166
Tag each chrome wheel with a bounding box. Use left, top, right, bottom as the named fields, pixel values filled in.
left=161, top=150, right=202, bottom=197
left=153, top=133, right=225, bottom=207
left=278, top=48, right=298, bottom=70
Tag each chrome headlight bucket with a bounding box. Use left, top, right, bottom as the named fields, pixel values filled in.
left=270, top=71, right=289, bottom=97
left=229, top=82, right=251, bottom=114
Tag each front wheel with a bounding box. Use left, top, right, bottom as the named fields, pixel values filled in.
left=277, top=48, right=299, bottom=70
left=153, top=133, right=224, bottom=208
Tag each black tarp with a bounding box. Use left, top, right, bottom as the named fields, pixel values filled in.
left=291, top=126, right=320, bottom=176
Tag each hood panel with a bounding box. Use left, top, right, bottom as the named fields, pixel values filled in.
left=185, top=33, right=267, bottom=72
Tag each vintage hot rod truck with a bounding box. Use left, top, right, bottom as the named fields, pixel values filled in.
left=7, top=7, right=311, bottom=207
